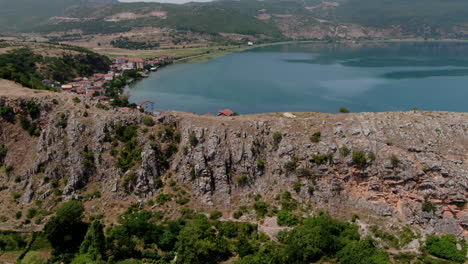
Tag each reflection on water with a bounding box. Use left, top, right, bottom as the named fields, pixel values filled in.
left=129, top=42, right=468, bottom=114
left=382, top=69, right=468, bottom=79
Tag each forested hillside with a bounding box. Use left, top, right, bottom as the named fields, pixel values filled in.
left=3, top=0, right=468, bottom=39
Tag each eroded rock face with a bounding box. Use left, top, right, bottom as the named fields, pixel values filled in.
left=0, top=92, right=466, bottom=237
left=170, top=112, right=467, bottom=237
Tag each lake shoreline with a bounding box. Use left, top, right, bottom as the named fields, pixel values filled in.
left=172, top=38, right=468, bottom=64
left=129, top=41, right=468, bottom=115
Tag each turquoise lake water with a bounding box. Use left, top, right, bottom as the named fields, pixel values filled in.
left=129, top=42, right=468, bottom=114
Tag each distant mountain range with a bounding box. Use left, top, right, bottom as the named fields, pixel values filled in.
left=2, top=0, right=468, bottom=39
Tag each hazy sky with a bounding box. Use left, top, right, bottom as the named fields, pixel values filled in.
left=119, top=0, right=213, bottom=3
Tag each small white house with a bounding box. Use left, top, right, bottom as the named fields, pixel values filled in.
left=247, top=41, right=254, bottom=46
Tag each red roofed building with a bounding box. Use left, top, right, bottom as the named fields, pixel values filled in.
left=217, top=109, right=234, bottom=117
left=136, top=100, right=154, bottom=112
left=127, top=58, right=145, bottom=69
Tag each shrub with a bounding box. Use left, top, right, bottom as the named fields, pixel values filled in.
left=189, top=132, right=198, bottom=147
left=422, top=200, right=437, bottom=213
left=307, top=186, right=315, bottom=195
left=272, top=132, right=282, bottom=149
left=156, top=193, right=171, bottom=205
left=210, top=210, right=223, bottom=220
left=238, top=175, right=249, bottom=186
left=0, top=105, right=14, bottom=120
left=256, top=159, right=265, bottom=170
left=177, top=197, right=190, bottom=205
left=292, top=182, right=301, bottom=193
left=254, top=201, right=269, bottom=218
left=4, top=165, right=13, bottom=174
left=339, top=107, right=350, bottom=113
left=83, top=111, right=88, bottom=117
left=340, top=146, right=351, bottom=156
left=310, top=131, right=321, bottom=143
left=368, top=152, right=376, bottom=162
left=352, top=149, right=367, bottom=167
left=311, top=153, right=333, bottom=165
left=73, top=97, right=81, bottom=103
left=425, top=235, right=466, bottom=263
left=15, top=211, right=22, bottom=219
left=277, top=210, right=299, bottom=226
left=390, top=154, right=399, bottom=167
left=52, top=99, right=59, bottom=105
left=233, top=211, right=243, bottom=219
left=25, top=100, right=40, bottom=119
left=26, top=208, right=37, bottom=219
left=141, top=116, right=154, bottom=127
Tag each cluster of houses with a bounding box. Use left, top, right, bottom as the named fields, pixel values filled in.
left=58, top=56, right=173, bottom=101
left=112, top=56, right=171, bottom=72
left=60, top=73, right=115, bottom=97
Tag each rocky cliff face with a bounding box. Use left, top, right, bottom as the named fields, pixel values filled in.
left=0, top=80, right=466, bottom=239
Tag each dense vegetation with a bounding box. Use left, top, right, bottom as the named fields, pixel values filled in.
left=0, top=199, right=465, bottom=264
left=0, top=46, right=110, bottom=89
left=111, top=37, right=160, bottom=50
left=4, top=0, right=468, bottom=39
left=335, top=0, right=468, bottom=37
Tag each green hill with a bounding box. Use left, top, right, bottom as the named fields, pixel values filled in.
left=3, top=0, right=468, bottom=39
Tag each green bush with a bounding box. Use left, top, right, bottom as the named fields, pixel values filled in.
left=339, top=107, right=350, bottom=113
left=425, top=235, right=466, bottom=263
left=292, top=182, right=301, bottom=193
left=352, top=149, right=367, bottom=167
left=277, top=210, right=299, bottom=226
left=73, top=97, right=81, bottom=103
left=0, top=105, right=14, bottom=120
left=422, top=200, right=437, bottom=213
left=210, top=210, right=223, bottom=220
left=272, top=132, right=282, bottom=149
left=157, top=193, right=172, bottom=205
left=189, top=132, right=199, bottom=147
left=141, top=116, right=154, bottom=127
left=237, top=175, right=249, bottom=186
left=233, top=211, right=243, bottom=219
left=310, top=131, right=321, bottom=143
left=340, top=146, right=351, bottom=156
left=311, top=153, right=333, bottom=165
left=256, top=159, right=265, bottom=170
left=390, top=154, right=399, bottom=167
left=254, top=202, right=269, bottom=218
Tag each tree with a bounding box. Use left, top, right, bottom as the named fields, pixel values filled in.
left=280, top=214, right=359, bottom=263
left=176, top=215, right=230, bottom=264
left=44, top=200, right=88, bottom=257
left=80, top=220, right=106, bottom=260
left=425, top=235, right=466, bottom=263
left=336, top=237, right=391, bottom=264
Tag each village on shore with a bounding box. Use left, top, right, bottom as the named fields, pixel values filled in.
left=54, top=56, right=237, bottom=117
